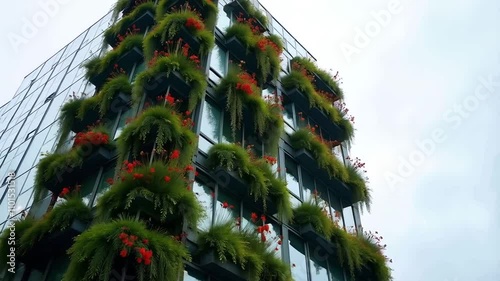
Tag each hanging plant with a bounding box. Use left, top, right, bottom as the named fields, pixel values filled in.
left=133, top=41, right=207, bottom=110
left=19, top=197, right=92, bottom=253
left=117, top=105, right=197, bottom=165
left=144, top=6, right=214, bottom=60
left=62, top=218, right=190, bottom=281
left=96, top=160, right=204, bottom=227
left=292, top=200, right=335, bottom=238
left=156, top=0, right=218, bottom=29
left=105, top=2, right=155, bottom=46
left=290, top=57, right=344, bottom=99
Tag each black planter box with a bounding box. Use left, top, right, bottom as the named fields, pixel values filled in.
left=312, top=72, right=340, bottom=101
left=106, top=92, right=132, bottom=118
left=284, top=87, right=345, bottom=141
left=20, top=219, right=89, bottom=270
left=162, top=0, right=207, bottom=15
left=108, top=11, right=156, bottom=48
left=213, top=168, right=247, bottom=198
left=294, top=148, right=351, bottom=200
left=225, top=36, right=258, bottom=73
left=88, top=47, right=144, bottom=88
left=299, top=223, right=337, bottom=258
left=45, top=147, right=114, bottom=195
left=175, top=26, right=201, bottom=54
left=200, top=251, right=247, bottom=281
left=143, top=70, right=191, bottom=101
left=224, top=0, right=267, bottom=32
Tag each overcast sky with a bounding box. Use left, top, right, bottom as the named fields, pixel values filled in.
left=1, top=0, right=500, bottom=280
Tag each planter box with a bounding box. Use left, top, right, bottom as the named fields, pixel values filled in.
left=162, top=0, right=207, bottom=16
left=225, top=36, right=258, bottom=73
left=45, top=147, right=114, bottom=195
left=294, top=148, right=351, bottom=199
left=213, top=168, right=247, bottom=198
left=143, top=70, right=191, bottom=101
left=283, top=87, right=345, bottom=141
left=20, top=219, right=89, bottom=270
left=200, top=251, right=247, bottom=281
left=108, top=11, right=156, bottom=48
left=106, top=92, right=132, bottom=118
left=312, top=72, right=340, bottom=101
left=88, top=47, right=144, bottom=89
left=299, top=223, right=337, bottom=258
left=174, top=26, right=201, bottom=54
left=224, top=0, right=267, bottom=32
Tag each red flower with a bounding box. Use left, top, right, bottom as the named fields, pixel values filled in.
left=164, top=176, right=171, bottom=183
left=136, top=258, right=143, bottom=263
left=150, top=168, right=156, bottom=173
left=143, top=239, right=149, bottom=244
left=133, top=173, right=144, bottom=180
left=166, top=95, right=175, bottom=105
left=222, top=202, right=229, bottom=209
left=58, top=187, right=70, bottom=198
left=185, top=165, right=194, bottom=172
left=261, top=215, right=266, bottom=223
left=257, top=226, right=263, bottom=233
left=185, top=17, right=204, bottom=31
left=171, top=150, right=180, bottom=159
left=120, top=249, right=128, bottom=258
left=261, top=233, right=266, bottom=242
left=251, top=212, right=258, bottom=222
left=106, top=178, right=114, bottom=185
left=263, top=224, right=270, bottom=232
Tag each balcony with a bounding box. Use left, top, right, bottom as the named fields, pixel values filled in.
left=299, top=223, right=337, bottom=258
left=142, top=70, right=191, bottom=101
left=106, top=10, right=155, bottom=48
left=199, top=251, right=248, bottom=281
left=224, top=0, right=267, bottom=32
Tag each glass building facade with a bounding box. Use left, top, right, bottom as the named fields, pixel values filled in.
left=0, top=1, right=367, bottom=280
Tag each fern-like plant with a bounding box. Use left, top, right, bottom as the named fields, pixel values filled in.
left=156, top=0, right=218, bottom=29
left=116, top=105, right=197, bottom=165
left=293, top=200, right=335, bottom=238
left=144, top=8, right=214, bottom=60
left=96, top=161, right=204, bottom=227
left=19, top=197, right=92, bottom=252
left=0, top=218, right=35, bottom=279
left=290, top=57, right=344, bottom=99
left=63, top=218, right=190, bottom=281
left=104, top=2, right=156, bottom=46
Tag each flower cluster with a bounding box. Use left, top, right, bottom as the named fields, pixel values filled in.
left=185, top=17, right=204, bottom=31
left=262, top=155, right=277, bottom=165
left=364, top=230, right=392, bottom=263
left=236, top=13, right=263, bottom=34
left=302, top=123, right=341, bottom=149
left=116, top=24, right=140, bottom=46
left=58, top=184, right=81, bottom=198
left=156, top=93, right=176, bottom=106
left=235, top=72, right=257, bottom=96
left=335, top=101, right=355, bottom=123
left=118, top=228, right=153, bottom=265
left=148, top=40, right=200, bottom=68
left=256, top=38, right=282, bottom=55
left=73, top=131, right=110, bottom=147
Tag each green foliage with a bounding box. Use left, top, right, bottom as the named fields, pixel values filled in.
left=198, top=221, right=292, bottom=281
left=117, top=106, right=197, bottom=165
left=63, top=218, right=190, bottom=281
left=225, top=23, right=282, bottom=83
left=345, top=164, right=372, bottom=212
left=133, top=54, right=207, bottom=111
left=144, top=10, right=215, bottom=60
left=105, top=2, right=156, bottom=45
left=156, top=0, right=218, bottom=29
left=19, top=197, right=92, bottom=252
left=35, top=128, right=116, bottom=201
left=58, top=98, right=86, bottom=149
left=207, top=144, right=291, bottom=219
left=293, top=200, right=334, bottom=238
left=78, top=75, right=132, bottom=119
left=290, top=57, right=344, bottom=99
left=84, top=34, right=144, bottom=80
left=114, top=0, right=130, bottom=14
left=282, top=71, right=353, bottom=142
left=290, top=129, right=348, bottom=181
left=96, top=161, right=203, bottom=227
left=215, top=68, right=283, bottom=152
left=0, top=218, right=35, bottom=277
left=236, top=0, right=268, bottom=27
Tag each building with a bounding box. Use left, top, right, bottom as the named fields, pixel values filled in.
left=0, top=0, right=390, bottom=280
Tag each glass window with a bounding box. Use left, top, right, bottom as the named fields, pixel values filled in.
left=131, top=62, right=146, bottom=83
left=209, top=45, right=227, bottom=83
left=289, top=234, right=308, bottom=281
left=221, top=114, right=241, bottom=144
left=92, top=167, right=115, bottom=207
left=45, top=255, right=70, bottom=281
left=216, top=192, right=239, bottom=222
left=200, top=100, right=221, bottom=143
left=114, top=108, right=133, bottom=140
left=283, top=103, right=295, bottom=134
left=216, top=5, right=231, bottom=31
left=81, top=173, right=98, bottom=206
left=342, top=206, right=356, bottom=233
left=285, top=156, right=300, bottom=197
left=301, top=169, right=315, bottom=201
left=329, top=191, right=343, bottom=227
left=329, top=262, right=345, bottom=281
left=309, top=255, right=329, bottom=281
left=193, top=180, right=214, bottom=231
left=183, top=268, right=206, bottom=280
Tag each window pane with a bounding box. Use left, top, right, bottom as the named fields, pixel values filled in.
left=329, top=191, right=343, bottom=227
left=92, top=167, right=115, bottom=207
left=114, top=108, right=133, bottom=140
left=131, top=62, right=146, bottom=83
left=329, top=261, right=345, bottom=281
left=81, top=173, right=97, bottom=206
left=285, top=156, right=300, bottom=196
left=198, top=135, right=214, bottom=153
left=183, top=268, right=206, bottom=281
left=45, top=255, right=70, bottom=281
left=216, top=6, right=231, bottom=31
left=193, top=180, right=214, bottom=231
left=200, top=100, right=221, bottom=142
left=309, top=256, right=329, bottom=281
left=216, top=192, right=240, bottom=222
left=221, top=114, right=241, bottom=144
left=342, top=206, right=356, bottom=233
left=301, top=169, right=314, bottom=201
left=289, top=234, right=308, bottom=281
left=209, top=45, right=227, bottom=78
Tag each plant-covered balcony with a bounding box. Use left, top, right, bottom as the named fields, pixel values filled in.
left=117, top=105, right=197, bottom=164
left=84, top=35, right=144, bottom=88
left=57, top=75, right=132, bottom=147
left=156, top=0, right=218, bottom=30
left=282, top=59, right=353, bottom=142
left=34, top=126, right=116, bottom=202
left=215, top=68, right=284, bottom=153
left=207, top=143, right=292, bottom=220
left=115, top=0, right=155, bottom=16
left=197, top=220, right=292, bottom=281
left=104, top=1, right=155, bottom=48
left=144, top=6, right=215, bottom=60
left=134, top=41, right=207, bottom=111
left=289, top=128, right=371, bottom=209
left=291, top=57, right=344, bottom=100
left=17, top=197, right=92, bottom=270
left=96, top=160, right=203, bottom=231
left=224, top=21, right=283, bottom=85
left=223, top=0, right=268, bottom=33
left=62, top=219, right=190, bottom=281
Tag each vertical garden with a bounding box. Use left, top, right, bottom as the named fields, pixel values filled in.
left=0, top=0, right=391, bottom=280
